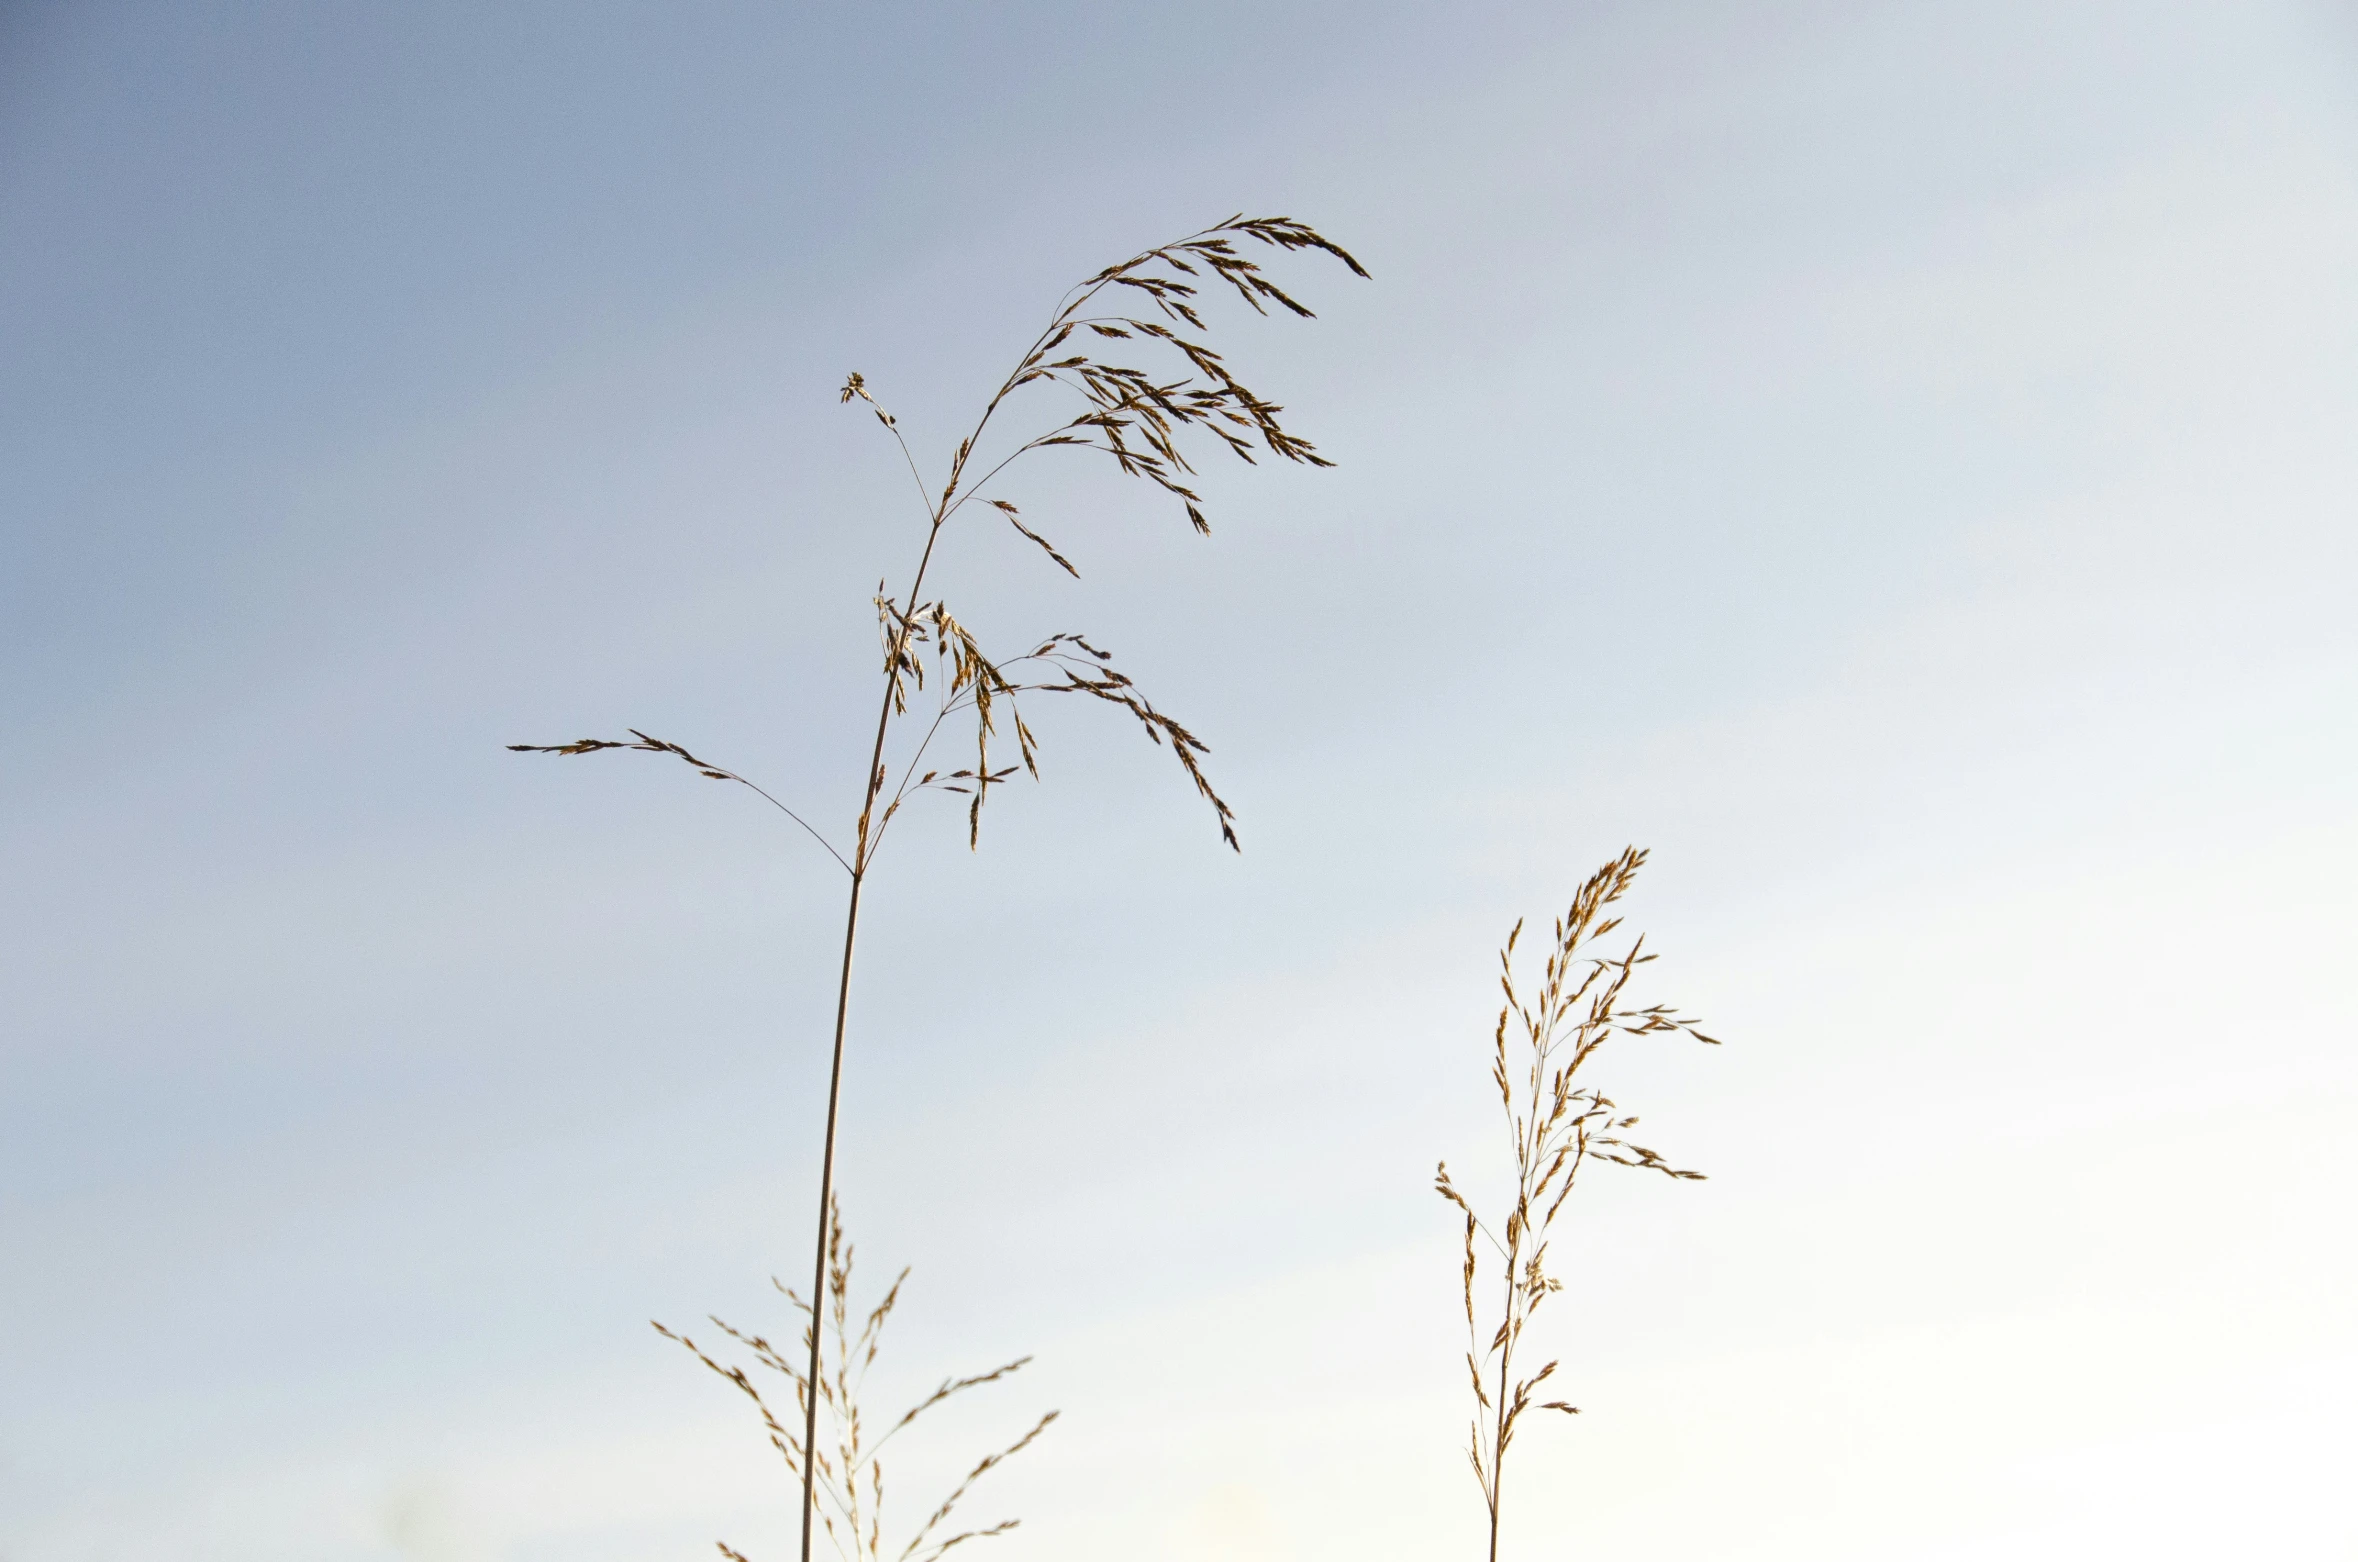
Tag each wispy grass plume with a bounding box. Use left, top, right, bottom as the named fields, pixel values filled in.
left=656, top=1202, right=1054, bottom=1562
left=511, top=216, right=1366, bottom=1560
left=1434, top=848, right=1719, bottom=1562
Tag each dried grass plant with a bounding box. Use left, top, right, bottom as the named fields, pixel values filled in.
left=510, top=217, right=1366, bottom=1561
left=1434, top=848, right=1719, bottom=1562
left=655, top=1202, right=1054, bottom=1562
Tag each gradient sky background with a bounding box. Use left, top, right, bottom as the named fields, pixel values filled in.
left=5, top=2, right=2357, bottom=1558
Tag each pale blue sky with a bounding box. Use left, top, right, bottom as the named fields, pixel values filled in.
left=5, top=3, right=2356, bottom=1559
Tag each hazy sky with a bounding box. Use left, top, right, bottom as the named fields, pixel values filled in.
left=5, top=3, right=2356, bottom=1559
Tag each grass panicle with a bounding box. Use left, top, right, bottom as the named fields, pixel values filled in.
left=511, top=216, right=1363, bottom=1561
left=1435, top=847, right=1719, bottom=1562
left=655, top=1202, right=1055, bottom=1562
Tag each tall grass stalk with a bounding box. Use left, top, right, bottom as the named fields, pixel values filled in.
left=512, top=217, right=1365, bottom=1560
left=1434, top=848, right=1718, bottom=1562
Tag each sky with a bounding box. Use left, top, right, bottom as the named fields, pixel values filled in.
left=4, top=1, right=2356, bottom=1558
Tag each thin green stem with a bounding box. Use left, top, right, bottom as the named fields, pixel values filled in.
left=803, top=512, right=948, bottom=1562
left=804, top=866, right=863, bottom=1562
left=1491, top=1159, right=1522, bottom=1562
